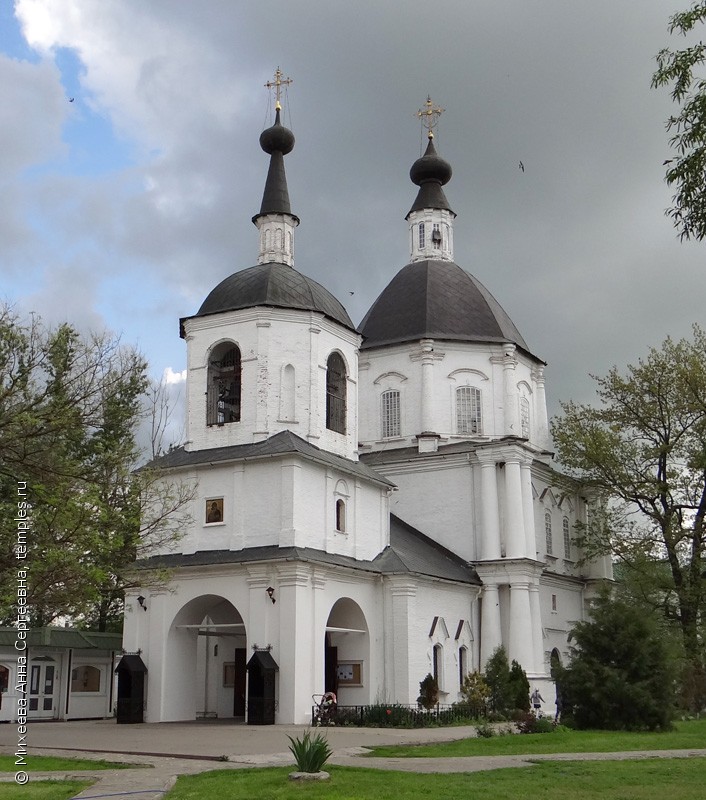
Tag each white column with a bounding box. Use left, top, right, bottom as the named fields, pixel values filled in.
left=307, top=326, right=321, bottom=443
left=529, top=582, right=545, bottom=675
left=508, top=582, right=534, bottom=673
left=520, top=460, right=537, bottom=559
left=503, top=344, right=519, bottom=436
left=420, top=339, right=435, bottom=433
left=277, top=566, right=313, bottom=723
left=478, top=459, right=501, bottom=560
left=533, top=367, right=550, bottom=449
left=504, top=459, right=526, bottom=558
left=390, top=582, right=416, bottom=703
left=254, top=320, right=270, bottom=440
left=480, top=583, right=502, bottom=667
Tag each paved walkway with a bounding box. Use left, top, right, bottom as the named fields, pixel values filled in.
left=1, top=719, right=705, bottom=799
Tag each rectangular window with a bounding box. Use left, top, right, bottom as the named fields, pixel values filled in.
left=381, top=390, right=401, bottom=438
left=563, top=518, right=571, bottom=559
left=456, top=387, right=482, bottom=434
left=551, top=594, right=558, bottom=613
left=419, top=223, right=425, bottom=249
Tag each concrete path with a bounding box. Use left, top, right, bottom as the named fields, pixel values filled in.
left=1, top=719, right=705, bottom=799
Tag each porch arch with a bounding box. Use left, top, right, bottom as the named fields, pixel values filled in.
left=324, top=597, right=370, bottom=705
left=163, top=595, right=246, bottom=721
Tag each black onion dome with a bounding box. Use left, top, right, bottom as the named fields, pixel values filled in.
left=359, top=259, right=541, bottom=360
left=259, top=108, right=295, bottom=155
left=180, top=262, right=355, bottom=336
left=407, top=138, right=454, bottom=218
left=254, top=108, right=298, bottom=221
left=410, top=137, right=452, bottom=186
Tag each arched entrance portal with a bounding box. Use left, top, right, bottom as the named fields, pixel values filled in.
left=325, top=598, right=370, bottom=706
left=164, top=595, right=246, bottom=722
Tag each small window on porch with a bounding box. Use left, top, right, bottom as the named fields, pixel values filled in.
left=71, top=665, right=101, bottom=693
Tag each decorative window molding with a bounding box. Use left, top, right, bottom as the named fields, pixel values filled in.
left=520, top=397, right=530, bottom=438
left=456, top=386, right=482, bottom=435
left=206, top=342, right=241, bottom=426
left=381, top=389, right=401, bottom=438
left=545, top=511, right=553, bottom=555
left=447, top=368, right=489, bottom=382
left=326, top=352, right=347, bottom=434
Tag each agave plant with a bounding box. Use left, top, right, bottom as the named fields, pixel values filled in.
left=287, top=730, right=333, bottom=773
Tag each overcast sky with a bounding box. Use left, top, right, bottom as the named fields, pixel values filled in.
left=0, top=0, right=703, bottom=440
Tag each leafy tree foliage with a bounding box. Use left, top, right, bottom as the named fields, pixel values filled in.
left=417, top=673, right=439, bottom=709
left=484, top=646, right=511, bottom=715
left=551, top=327, right=706, bottom=709
left=653, top=3, right=706, bottom=240
left=459, top=671, right=491, bottom=717
left=509, top=659, right=530, bottom=712
left=560, top=590, right=676, bottom=731
left=0, top=306, right=192, bottom=630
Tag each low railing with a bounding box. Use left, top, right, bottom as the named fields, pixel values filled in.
left=311, top=702, right=484, bottom=728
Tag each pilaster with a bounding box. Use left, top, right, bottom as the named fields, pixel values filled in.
left=508, top=581, right=534, bottom=673
left=480, top=582, right=502, bottom=667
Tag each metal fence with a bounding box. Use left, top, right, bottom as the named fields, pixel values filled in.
left=311, top=703, right=483, bottom=728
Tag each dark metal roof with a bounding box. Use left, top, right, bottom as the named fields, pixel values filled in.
left=115, top=654, right=147, bottom=674
left=135, top=514, right=479, bottom=586
left=359, top=259, right=539, bottom=359
left=145, top=429, right=395, bottom=490
left=0, top=627, right=122, bottom=651
left=247, top=650, right=279, bottom=672
left=182, top=262, right=354, bottom=335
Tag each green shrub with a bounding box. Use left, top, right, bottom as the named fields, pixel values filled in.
left=460, top=671, right=490, bottom=717
left=515, top=711, right=554, bottom=734
left=475, top=721, right=496, bottom=738
left=287, top=731, right=332, bottom=773
left=417, top=673, right=439, bottom=710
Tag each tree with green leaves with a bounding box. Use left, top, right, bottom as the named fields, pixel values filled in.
left=0, top=306, right=192, bottom=630
left=560, top=589, right=676, bottom=731
left=483, top=646, right=511, bottom=716
left=551, top=326, right=706, bottom=709
left=653, top=3, right=706, bottom=240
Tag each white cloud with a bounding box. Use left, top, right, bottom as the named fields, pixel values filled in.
left=163, top=366, right=186, bottom=385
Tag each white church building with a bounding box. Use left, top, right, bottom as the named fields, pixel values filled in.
left=122, top=92, right=612, bottom=725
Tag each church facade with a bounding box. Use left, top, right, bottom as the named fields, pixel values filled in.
left=122, top=94, right=611, bottom=725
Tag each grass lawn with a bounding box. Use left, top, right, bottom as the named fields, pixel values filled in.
left=0, top=781, right=92, bottom=799
left=0, top=754, right=134, bottom=772
left=366, top=717, right=706, bottom=758
left=166, top=760, right=706, bottom=800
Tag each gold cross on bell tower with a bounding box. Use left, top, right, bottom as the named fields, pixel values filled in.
left=265, top=67, right=293, bottom=110
left=417, top=96, right=444, bottom=139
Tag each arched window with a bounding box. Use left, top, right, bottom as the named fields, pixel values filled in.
left=326, top=352, right=347, bottom=434
left=335, top=499, right=346, bottom=533
left=280, top=364, right=296, bottom=422
left=432, top=223, right=441, bottom=248
left=458, top=646, right=468, bottom=687
left=381, top=389, right=400, bottom=438
left=520, top=397, right=530, bottom=438
left=563, top=517, right=571, bottom=559
left=419, top=222, right=426, bottom=249
left=456, top=386, right=482, bottom=434
left=432, top=643, right=443, bottom=687
left=71, top=665, right=101, bottom=693
left=545, top=511, right=553, bottom=555
left=207, top=343, right=241, bottom=426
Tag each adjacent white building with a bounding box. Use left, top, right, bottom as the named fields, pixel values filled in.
left=122, top=103, right=611, bottom=725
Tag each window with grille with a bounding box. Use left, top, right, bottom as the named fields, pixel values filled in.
left=381, top=390, right=401, bottom=438
left=456, top=386, right=482, bottom=434
left=520, top=397, right=530, bottom=438
left=432, top=223, right=441, bottom=248
left=563, top=517, right=571, bottom=559
left=545, top=511, right=553, bottom=555
left=419, top=222, right=425, bottom=249
left=326, top=352, right=347, bottom=434
left=207, top=344, right=241, bottom=426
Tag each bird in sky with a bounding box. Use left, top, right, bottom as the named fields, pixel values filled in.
left=519, top=161, right=524, bottom=172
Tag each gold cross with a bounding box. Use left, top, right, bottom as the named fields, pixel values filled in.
left=417, top=96, right=444, bottom=139
left=265, top=67, right=293, bottom=110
